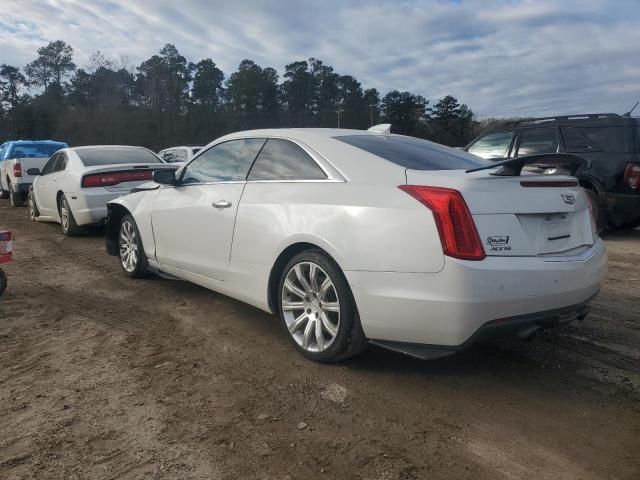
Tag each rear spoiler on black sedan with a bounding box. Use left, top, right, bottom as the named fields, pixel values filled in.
left=466, top=153, right=589, bottom=176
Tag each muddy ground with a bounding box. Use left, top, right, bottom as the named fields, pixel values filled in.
left=0, top=201, right=639, bottom=479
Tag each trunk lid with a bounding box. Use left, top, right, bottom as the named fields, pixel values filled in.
left=405, top=169, right=596, bottom=257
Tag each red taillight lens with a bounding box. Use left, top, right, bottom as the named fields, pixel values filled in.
left=399, top=185, right=486, bottom=261
left=623, top=163, right=640, bottom=189
left=13, top=163, right=22, bottom=178
left=81, top=170, right=153, bottom=188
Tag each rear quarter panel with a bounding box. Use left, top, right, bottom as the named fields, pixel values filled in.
left=231, top=180, right=445, bottom=274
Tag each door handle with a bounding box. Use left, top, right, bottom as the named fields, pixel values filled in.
left=212, top=200, right=232, bottom=209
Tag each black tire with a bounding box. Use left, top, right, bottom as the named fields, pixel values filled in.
left=28, top=190, right=39, bottom=221
left=585, top=189, right=607, bottom=233
left=617, top=218, right=640, bottom=230
left=118, top=214, right=149, bottom=278
left=0, top=180, right=8, bottom=199
left=0, top=268, right=6, bottom=296
left=58, top=194, right=82, bottom=236
left=277, top=249, right=367, bottom=363
left=9, top=182, right=25, bottom=207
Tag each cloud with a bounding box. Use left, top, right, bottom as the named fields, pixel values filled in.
left=1, top=0, right=639, bottom=117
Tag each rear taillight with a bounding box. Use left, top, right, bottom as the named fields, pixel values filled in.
left=399, top=185, right=486, bottom=261
left=81, top=170, right=153, bottom=188
left=13, top=163, right=22, bottom=178
left=623, top=163, right=640, bottom=189
left=585, top=192, right=597, bottom=234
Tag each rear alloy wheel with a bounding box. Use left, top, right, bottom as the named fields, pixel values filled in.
left=59, top=194, right=82, bottom=236
left=278, top=250, right=366, bottom=362
left=118, top=214, right=148, bottom=278
left=28, top=191, right=39, bottom=221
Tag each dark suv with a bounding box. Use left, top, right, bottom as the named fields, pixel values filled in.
left=465, top=113, right=640, bottom=230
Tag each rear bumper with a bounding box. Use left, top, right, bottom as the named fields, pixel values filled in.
left=345, top=238, right=607, bottom=348
left=12, top=182, right=30, bottom=194
left=370, top=299, right=592, bottom=359
left=604, top=192, right=640, bottom=226
left=66, top=190, right=126, bottom=226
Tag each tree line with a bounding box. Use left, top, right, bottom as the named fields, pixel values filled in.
left=0, top=40, right=480, bottom=151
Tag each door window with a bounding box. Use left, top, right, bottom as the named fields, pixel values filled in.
left=467, top=131, right=513, bottom=159
left=181, top=138, right=266, bottom=184
left=248, top=139, right=326, bottom=180
left=516, top=128, right=559, bottom=156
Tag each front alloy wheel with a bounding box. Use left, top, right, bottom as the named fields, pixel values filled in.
left=28, top=191, right=38, bottom=221
left=282, top=261, right=341, bottom=353
left=118, top=214, right=148, bottom=278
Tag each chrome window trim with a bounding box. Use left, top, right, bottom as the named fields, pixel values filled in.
left=246, top=178, right=344, bottom=184
left=187, top=135, right=345, bottom=183
left=161, top=180, right=247, bottom=188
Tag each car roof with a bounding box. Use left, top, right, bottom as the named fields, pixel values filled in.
left=71, top=145, right=149, bottom=149
left=218, top=127, right=380, bottom=143
left=160, top=145, right=203, bottom=150
left=491, top=113, right=637, bottom=130
left=4, top=139, right=66, bottom=144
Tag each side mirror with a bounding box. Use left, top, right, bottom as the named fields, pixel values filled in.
left=153, top=169, right=178, bottom=185
left=27, top=168, right=41, bottom=176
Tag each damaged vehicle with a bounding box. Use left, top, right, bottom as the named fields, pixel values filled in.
left=105, top=127, right=607, bottom=362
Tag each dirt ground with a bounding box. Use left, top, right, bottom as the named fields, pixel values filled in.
left=0, top=201, right=639, bottom=480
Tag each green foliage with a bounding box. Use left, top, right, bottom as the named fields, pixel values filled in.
left=0, top=41, right=479, bottom=149
left=25, top=40, right=75, bottom=90
left=381, top=90, right=429, bottom=136
left=429, top=95, right=475, bottom=146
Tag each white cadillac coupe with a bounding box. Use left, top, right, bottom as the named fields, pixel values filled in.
left=105, top=127, right=607, bottom=362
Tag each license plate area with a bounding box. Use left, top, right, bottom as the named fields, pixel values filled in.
left=539, top=213, right=572, bottom=253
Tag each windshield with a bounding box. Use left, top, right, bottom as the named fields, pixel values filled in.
left=560, top=126, right=638, bottom=153
left=76, top=147, right=162, bottom=166
left=335, top=134, right=489, bottom=170
left=8, top=142, right=67, bottom=159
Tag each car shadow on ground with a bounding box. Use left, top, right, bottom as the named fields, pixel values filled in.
left=601, top=227, right=640, bottom=240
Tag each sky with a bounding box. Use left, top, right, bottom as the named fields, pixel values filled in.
left=1, top=0, right=639, bottom=118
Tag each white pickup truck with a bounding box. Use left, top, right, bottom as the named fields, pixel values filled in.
left=0, top=140, right=68, bottom=207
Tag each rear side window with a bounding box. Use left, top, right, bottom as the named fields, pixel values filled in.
left=516, top=128, right=559, bottom=156
left=561, top=126, right=637, bottom=153
left=173, top=149, right=188, bottom=162
left=248, top=139, right=326, bottom=180
left=467, top=131, right=513, bottom=159
left=160, top=150, right=174, bottom=162
left=41, top=153, right=59, bottom=175
left=8, top=142, right=66, bottom=159
left=336, top=135, right=488, bottom=170
left=77, top=147, right=162, bottom=166
left=182, top=138, right=266, bottom=184
left=53, top=153, right=68, bottom=172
